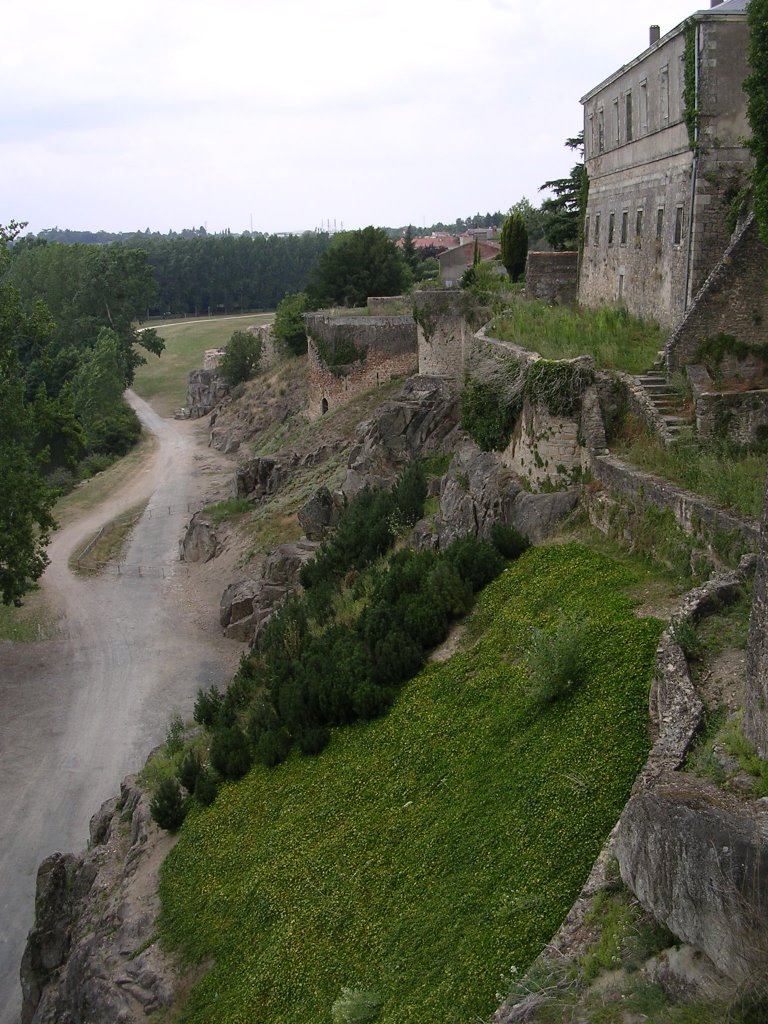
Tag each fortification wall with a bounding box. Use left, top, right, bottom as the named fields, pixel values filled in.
left=247, top=323, right=279, bottom=369
left=666, top=214, right=768, bottom=375
left=526, top=251, right=578, bottom=305
left=305, top=313, right=417, bottom=419
left=414, top=291, right=490, bottom=383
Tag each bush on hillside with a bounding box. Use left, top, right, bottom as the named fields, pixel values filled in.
left=491, top=523, right=530, bottom=561
left=150, top=777, right=188, bottom=832
left=526, top=613, right=590, bottom=708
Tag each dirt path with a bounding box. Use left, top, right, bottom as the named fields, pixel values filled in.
left=0, top=392, right=245, bottom=1023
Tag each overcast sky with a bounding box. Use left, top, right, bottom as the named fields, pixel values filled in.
left=2, top=0, right=708, bottom=236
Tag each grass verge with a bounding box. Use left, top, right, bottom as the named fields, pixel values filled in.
left=159, top=544, right=662, bottom=1024
left=614, top=430, right=767, bottom=519
left=70, top=501, right=149, bottom=574
left=489, top=302, right=665, bottom=374
left=0, top=592, right=59, bottom=642
left=133, top=314, right=274, bottom=417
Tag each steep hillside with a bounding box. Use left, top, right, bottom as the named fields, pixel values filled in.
left=158, top=545, right=662, bottom=1023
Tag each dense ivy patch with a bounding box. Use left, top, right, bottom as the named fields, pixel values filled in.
left=159, top=544, right=662, bottom=1024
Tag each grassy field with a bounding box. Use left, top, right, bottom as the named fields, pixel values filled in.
left=133, top=314, right=273, bottom=417
left=159, top=544, right=662, bottom=1024
left=490, top=302, right=665, bottom=374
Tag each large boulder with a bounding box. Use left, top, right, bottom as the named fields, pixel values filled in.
left=297, top=486, right=343, bottom=541
left=235, top=455, right=296, bottom=501
left=179, top=512, right=219, bottom=563
left=615, top=773, right=768, bottom=984
left=182, top=368, right=229, bottom=419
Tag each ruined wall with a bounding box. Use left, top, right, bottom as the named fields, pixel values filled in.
left=414, top=291, right=490, bottom=384
left=666, top=215, right=768, bottom=374
left=305, top=313, right=417, bottom=419
left=745, top=472, right=768, bottom=758
left=247, top=323, right=280, bottom=369
left=525, top=252, right=578, bottom=305
left=696, top=388, right=768, bottom=447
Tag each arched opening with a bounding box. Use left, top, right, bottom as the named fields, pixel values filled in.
left=321, top=397, right=329, bottom=415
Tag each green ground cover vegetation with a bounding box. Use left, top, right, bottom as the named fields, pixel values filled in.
left=158, top=543, right=662, bottom=1023
left=490, top=302, right=664, bottom=374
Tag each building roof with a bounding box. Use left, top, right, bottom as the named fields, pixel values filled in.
left=581, top=0, right=749, bottom=103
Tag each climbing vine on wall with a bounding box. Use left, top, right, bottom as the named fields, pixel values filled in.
left=745, top=0, right=768, bottom=245
left=683, top=20, right=699, bottom=151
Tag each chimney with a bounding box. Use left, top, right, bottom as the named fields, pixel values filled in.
left=650, top=24, right=660, bottom=44
left=711, top=0, right=723, bottom=6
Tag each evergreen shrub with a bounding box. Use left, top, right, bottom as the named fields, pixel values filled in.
left=150, top=777, right=187, bottom=832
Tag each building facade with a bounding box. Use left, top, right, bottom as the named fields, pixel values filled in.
left=578, top=0, right=752, bottom=329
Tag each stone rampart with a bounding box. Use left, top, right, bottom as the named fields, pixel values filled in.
left=247, top=322, right=279, bottom=369
left=666, top=214, right=768, bottom=374
left=414, top=290, right=490, bottom=383
left=525, top=251, right=578, bottom=305
left=745, top=472, right=768, bottom=758
left=305, top=313, right=417, bottom=419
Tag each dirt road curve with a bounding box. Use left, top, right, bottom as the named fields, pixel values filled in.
left=0, top=392, right=243, bottom=1023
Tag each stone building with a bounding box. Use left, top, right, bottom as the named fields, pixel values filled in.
left=579, top=0, right=752, bottom=329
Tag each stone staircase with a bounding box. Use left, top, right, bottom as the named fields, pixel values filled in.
left=633, top=359, right=694, bottom=439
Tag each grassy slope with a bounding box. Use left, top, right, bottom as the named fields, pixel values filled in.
left=133, top=314, right=273, bottom=416
left=159, top=544, right=662, bottom=1023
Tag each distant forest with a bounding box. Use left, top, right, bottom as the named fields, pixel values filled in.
left=18, top=230, right=334, bottom=317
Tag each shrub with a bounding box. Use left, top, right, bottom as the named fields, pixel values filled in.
left=273, top=291, right=311, bottom=356
left=218, top=330, right=263, bottom=387
left=526, top=613, right=590, bottom=708
left=209, top=725, right=252, bottom=780
left=194, top=685, right=223, bottom=727
left=150, top=777, right=187, bottom=832
left=670, top=618, right=703, bottom=660
left=490, top=523, right=530, bottom=561
left=194, top=770, right=218, bottom=807
left=296, top=726, right=330, bottom=756
left=178, top=749, right=203, bottom=793
left=254, top=726, right=292, bottom=768
left=444, top=536, right=506, bottom=592
left=332, top=988, right=383, bottom=1024
left=460, top=377, right=517, bottom=451
left=165, top=712, right=185, bottom=755
left=392, top=460, right=428, bottom=527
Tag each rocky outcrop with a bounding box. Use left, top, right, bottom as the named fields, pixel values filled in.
left=297, top=486, right=343, bottom=541
left=219, top=540, right=319, bottom=642
left=179, top=368, right=229, bottom=420
left=434, top=444, right=578, bottom=548
left=615, top=773, right=768, bottom=984
left=745, top=471, right=768, bottom=758
left=343, top=375, right=460, bottom=496
left=20, top=778, right=177, bottom=1024
left=235, top=455, right=296, bottom=501
left=179, top=511, right=219, bottom=563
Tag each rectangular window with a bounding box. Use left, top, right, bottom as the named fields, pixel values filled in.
left=674, top=205, right=684, bottom=244
left=612, top=98, right=620, bottom=146
left=594, top=212, right=601, bottom=244
left=618, top=273, right=624, bottom=300
left=639, top=80, right=648, bottom=133
left=660, top=66, right=670, bottom=122
left=621, top=211, right=628, bottom=244
left=598, top=108, right=605, bottom=153
left=656, top=207, right=665, bottom=240
left=584, top=216, right=590, bottom=247
left=636, top=209, right=643, bottom=238
left=588, top=113, right=595, bottom=157
left=625, top=92, right=633, bottom=142
left=608, top=212, right=615, bottom=244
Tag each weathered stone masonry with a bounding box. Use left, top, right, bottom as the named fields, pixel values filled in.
left=305, top=313, right=417, bottom=419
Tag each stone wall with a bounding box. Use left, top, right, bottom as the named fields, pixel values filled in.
left=304, top=313, right=417, bottom=419
left=666, top=214, right=768, bottom=374
left=696, top=388, right=768, bottom=447
left=366, top=295, right=409, bottom=314
left=589, top=453, right=762, bottom=559
left=525, top=251, right=578, bottom=305
left=247, top=322, right=280, bottom=369
left=414, top=290, right=490, bottom=384
left=745, top=472, right=768, bottom=758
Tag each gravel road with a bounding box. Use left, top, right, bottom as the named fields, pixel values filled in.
left=0, top=392, right=243, bottom=1023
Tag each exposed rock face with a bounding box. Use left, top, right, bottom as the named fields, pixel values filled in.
left=179, top=511, right=219, bottom=563
left=235, top=455, right=296, bottom=501
left=20, top=778, right=176, bottom=1024
left=343, top=375, right=460, bottom=496
left=297, top=486, right=343, bottom=541
left=181, top=368, right=229, bottom=419
left=219, top=541, right=319, bottom=642
left=435, top=443, right=578, bottom=548
left=745, top=471, right=768, bottom=758
left=615, top=773, right=768, bottom=984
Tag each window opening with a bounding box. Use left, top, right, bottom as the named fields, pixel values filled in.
left=621, top=211, right=628, bottom=244
left=608, top=212, right=615, bottom=244
left=673, top=205, right=684, bottom=245
left=625, top=92, right=633, bottom=142
left=656, top=208, right=665, bottom=240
